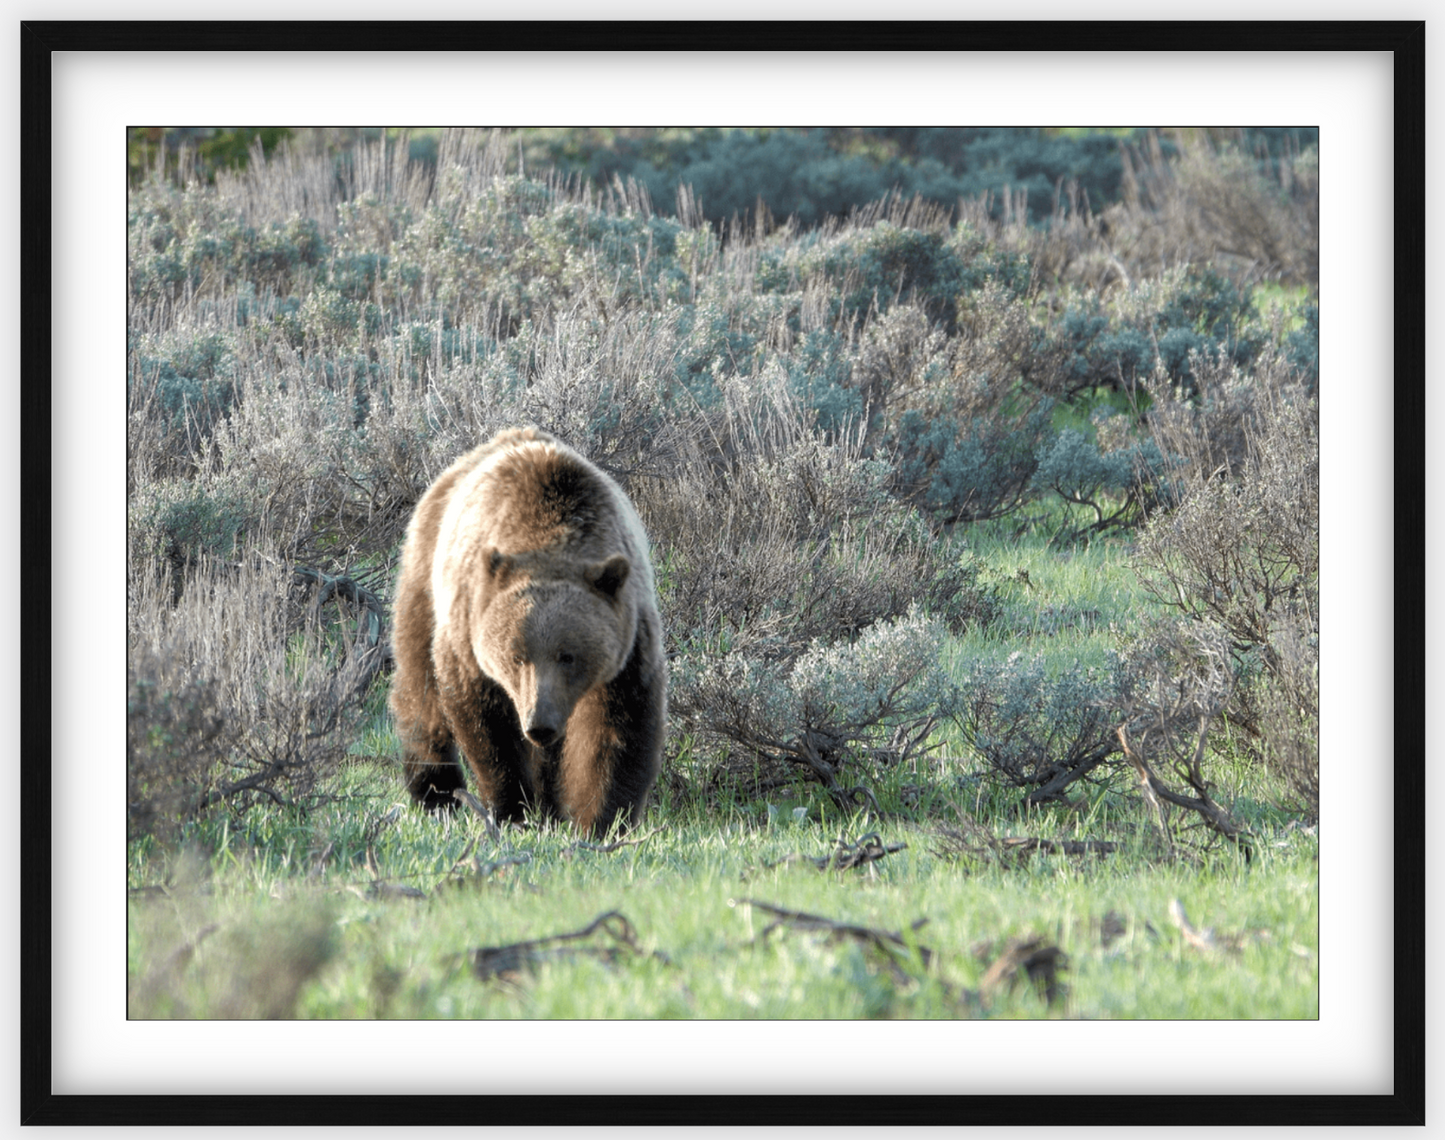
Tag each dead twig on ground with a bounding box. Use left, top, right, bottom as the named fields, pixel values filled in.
left=765, top=831, right=907, bottom=872
left=451, top=788, right=504, bottom=843
left=1168, top=898, right=1272, bottom=956
left=932, top=816, right=1117, bottom=866
left=975, top=936, right=1069, bottom=1007
left=1000, top=837, right=1117, bottom=857
left=741, top=898, right=934, bottom=974
left=466, top=910, right=662, bottom=982
left=742, top=899, right=1068, bottom=1012
left=438, top=833, right=535, bottom=888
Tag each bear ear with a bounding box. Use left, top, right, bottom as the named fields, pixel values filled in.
left=584, top=554, right=630, bottom=600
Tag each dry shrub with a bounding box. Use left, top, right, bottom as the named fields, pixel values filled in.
left=1144, top=344, right=1309, bottom=501
left=212, top=128, right=502, bottom=235
left=675, top=606, right=953, bottom=808
left=641, top=375, right=982, bottom=651
left=1115, top=131, right=1318, bottom=288
left=956, top=180, right=1134, bottom=301
left=129, top=337, right=425, bottom=578
left=484, top=308, right=688, bottom=481
left=1116, top=619, right=1253, bottom=855
left=127, top=549, right=380, bottom=841
left=956, top=132, right=1318, bottom=306
left=1135, top=371, right=1318, bottom=818
left=850, top=302, right=949, bottom=430
left=1137, top=381, right=1317, bottom=659
left=212, top=353, right=427, bottom=562
left=178, top=307, right=684, bottom=573
left=639, top=376, right=994, bottom=800
left=1249, top=615, right=1319, bottom=820
left=127, top=651, right=239, bottom=844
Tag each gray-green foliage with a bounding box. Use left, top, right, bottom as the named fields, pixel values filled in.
left=763, top=218, right=1015, bottom=331
left=1031, top=423, right=1166, bottom=538
left=129, top=180, right=327, bottom=302
left=893, top=404, right=1053, bottom=524
left=517, top=127, right=1320, bottom=233
left=126, top=128, right=1317, bottom=827
left=674, top=607, right=955, bottom=803
left=953, top=649, right=1127, bottom=805
left=128, top=476, right=251, bottom=571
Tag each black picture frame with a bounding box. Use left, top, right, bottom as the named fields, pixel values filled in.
left=24, top=23, right=1425, bottom=1128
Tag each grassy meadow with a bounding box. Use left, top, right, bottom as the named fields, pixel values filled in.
left=127, top=128, right=1319, bottom=1020
left=128, top=770, right=1318, bottom=1020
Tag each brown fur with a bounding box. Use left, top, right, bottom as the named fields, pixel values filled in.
left=389, top=427, right=666, bottom=835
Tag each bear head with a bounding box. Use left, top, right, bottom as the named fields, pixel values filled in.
left=472, top=548, right=637, bottom=747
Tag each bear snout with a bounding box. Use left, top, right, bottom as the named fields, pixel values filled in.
left=524, top=719, right=562, bottom=748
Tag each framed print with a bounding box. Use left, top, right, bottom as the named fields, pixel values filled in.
left=24, top=24, right=1424, bottom=1128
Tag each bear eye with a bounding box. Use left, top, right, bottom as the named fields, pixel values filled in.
left=557, top=651, right=575, bottom=667
left=512, top=653, right=524, bottom=666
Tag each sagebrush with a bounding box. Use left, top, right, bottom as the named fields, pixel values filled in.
left=126, top=127, right=1318, bottom=840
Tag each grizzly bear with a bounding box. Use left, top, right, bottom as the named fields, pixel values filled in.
left=389, top=427, right=666, bottom=836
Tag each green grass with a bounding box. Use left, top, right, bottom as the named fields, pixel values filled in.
left=1252, top=282, right=1313, bottom=334
left=128, top=527, right=1316, bottom=1021
left=958, top=528, right=1140, bottom=649
left=128, top=756, right=1317, bottom=1021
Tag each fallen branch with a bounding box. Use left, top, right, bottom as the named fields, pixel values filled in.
left=442, top=835, right=534, bottom=885
left=1001, top=837, right=1117, bottom=857
left=976, top=936, right=1069, bottom=1007
left=1167, top=898, right=1270, bottom=956
left=1019, top=743, right=1116, bottom=809
left=734, top=895, right=1075, bottom=1011
left=932, top=817, right=1117, bottom=866
left=765, top=832, right=907, bottom=872
left=838, top=784, right=884, bottom=818
left=292, top=565, right=386, bottom=655
left=358, top=882, right=426, bottom=901
left=289, top=563, right=393, bottom=705
left=452, top=787, right=504, bottom=844
left=740, top=899, right=933, bottom=971
left=741, top=899, right=1069, bottom=1012
left=467, top=911, right=660, bottom=982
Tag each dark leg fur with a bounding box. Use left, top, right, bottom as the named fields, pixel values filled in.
left=391, top=561, right=463, bottom=812
left=440, top=670, right=535, bottom=825
left=590, top=680, right=665, bottom=835
left=559, top=615, right=665, bottom=837
left=526, top=740, right=567, bottom=825
left=403, top=738, right=465, bottom=811
left=396, top=634, right=532, bottom=820
left=394, top=650, right=466, bottom=812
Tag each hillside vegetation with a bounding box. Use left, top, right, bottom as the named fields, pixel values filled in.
left=127, top=127, right=1319, bottom=1020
